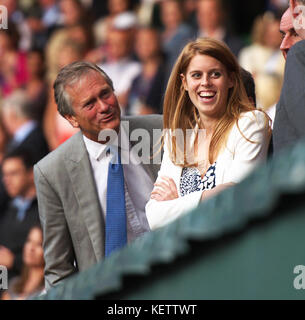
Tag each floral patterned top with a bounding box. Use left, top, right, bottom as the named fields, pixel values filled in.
left=180, top=162, right=217, bottom=197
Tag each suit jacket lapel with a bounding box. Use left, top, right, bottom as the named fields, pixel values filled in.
left=64, top=132, right=104, bottom=261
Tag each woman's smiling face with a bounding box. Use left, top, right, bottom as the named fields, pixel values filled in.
left=181, top=54, right=233, bottom=122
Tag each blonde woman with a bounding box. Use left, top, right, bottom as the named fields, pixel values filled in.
left=238, top=11, right=285, bottom=111
left=146, top=38, right=271, bottom=230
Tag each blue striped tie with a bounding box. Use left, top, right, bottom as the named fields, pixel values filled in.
left=105, top=147, right=127, bottom=257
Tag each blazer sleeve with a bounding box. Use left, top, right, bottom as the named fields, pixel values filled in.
left=224, top=110, right=270, bottom=184
left=145, top=141, right=203, bottom=230
left=34, top=164, right=77, bottom=290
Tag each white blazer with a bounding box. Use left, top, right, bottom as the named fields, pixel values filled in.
left=146, top=110, right=270, bottom=230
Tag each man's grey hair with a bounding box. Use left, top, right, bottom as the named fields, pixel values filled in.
left=1, top=89, right=33, bottom=119
left=53, top=61, right=114, bottom=117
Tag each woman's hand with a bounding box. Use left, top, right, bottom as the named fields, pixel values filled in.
left=150, top=176, right=178, bottom=201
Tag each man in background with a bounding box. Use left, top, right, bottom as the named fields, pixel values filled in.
left=273, top=0, right=305, bottom=153
left=196, top=0, right=244, bottom=57
left=279, top=7, right=302, bottom=60
left=0, top=149, right=40, bottom=281
left=1, top=89, right=50, bottom=164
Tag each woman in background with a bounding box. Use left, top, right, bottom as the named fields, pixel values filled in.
left=1, top=225, right=45, bottom=300
left=239, top=11, right=284, bottom=112
left=159, top=0, right=194, bottom=79
left=146, top=38, right=271, bottom=230
left=127, top=26, right=167, bottom=115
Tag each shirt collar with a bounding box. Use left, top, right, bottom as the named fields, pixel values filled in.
left=83, top=121, right=130, bottom=161
left=12, top=197, right=34, bottom=221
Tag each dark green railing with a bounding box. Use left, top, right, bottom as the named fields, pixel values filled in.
left=35, top=139, right=305, bottom=300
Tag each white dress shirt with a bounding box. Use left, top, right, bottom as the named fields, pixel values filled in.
left=83, top=122, right=153, bottom=242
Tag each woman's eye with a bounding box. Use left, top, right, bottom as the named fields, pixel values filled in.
left=211, top=71, right=221, bottom=78
left=191, top=73, right=201, bottom=79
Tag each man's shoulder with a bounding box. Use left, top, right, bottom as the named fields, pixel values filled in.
left=122, top=114, right=163, bottom=131
left=34, top=132, right=84, bottom=173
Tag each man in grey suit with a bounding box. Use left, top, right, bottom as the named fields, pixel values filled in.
left=34, top=61, right=162, bottom=289
left=273, top=0, right=305, bottom=153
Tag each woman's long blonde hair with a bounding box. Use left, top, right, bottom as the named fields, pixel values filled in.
left=163, top=37, right=268, bottom=166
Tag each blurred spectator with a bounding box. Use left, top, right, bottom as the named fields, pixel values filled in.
left=272, top=0, right=305, bottom=153
left=99, top=24, right=141, bottom=112
left=239, top=11, right=285, bottom=112
left=267, top=0, right=287, bottom=14
left=45, top=24, right=93, bottom=84
left=58, top=0, right=91, bottom=27
left=0, top=113, right=10, bottom=163
left=0, top=115, right=10, bottom=218
left=0, top=149, right=40, bottom=282
left=183, top=0, right=197, bottom=28
left=127, top=26, right=167, bottom=115
left=41, top=0, right=94, bottom=149
left=279, top=7, right=302, bottom=60
left=26, top=0, right=61, bottom=50
left=267, top=7, right=302, bottom=127
left=1, top=225, right=44, bottom=300
left=196, top=0, right=244, bottom=57
left=39, top=0, right=61, bottom=29
left=159, top=0, right=194, bottom=77
left=1, top=89, right=50, bottom=164
left=0, top=0, right=32, bottom=51
left=43, top=40, right=85, bottom=149
left=136, top=0, right=156, bottom=26
left=25, top=49, right=48, bottom=123
left=93, top=0, right=133, bottom=46
left=90, top=0, right=109, bottom=21
left=90, top=10, right=139, bottom=63
left=0, top=25, right=29, bottom=98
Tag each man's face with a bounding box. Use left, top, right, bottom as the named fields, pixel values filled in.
left=290, top=0, right=305, bottom=39
left=64, top=71, right=121, bottom=143
left=197, top=0, right=222, bottom=31
left=2, top=158, right=33, bottom=198
left=280, top=8, right=302, bottom=59
left=135, top=29, right=160, bottom=62
left=107, top=30, right=131, bottom=61
left=161, top=0, right=183, bottom=29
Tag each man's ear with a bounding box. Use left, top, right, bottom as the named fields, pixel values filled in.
left=64, top=114, right=79, bottom=128
left=180, top=73, right=188, bottom=91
